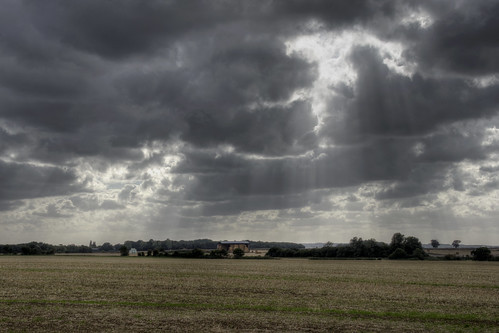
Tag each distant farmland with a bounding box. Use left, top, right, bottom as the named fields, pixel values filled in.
left=0, top=256, right=497, bottom=332
left=425, top=247, right=499, bottom=258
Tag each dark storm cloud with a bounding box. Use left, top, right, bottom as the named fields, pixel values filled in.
left=174, top=138, right=417, bottom=202
left=0, top=64, right=89, bottom=100
left=323, top=46, right=499, bottom=144
left=182, top=101, right=317, bottom=155
left=19, top=0, right=395, bottom=60
left=117, top=37, right=318, bottom=155
left=374, top=165, right=447, bottom=201
left=271, top=0, right=396, bottom=28
left=403, top=0, right=499, bottom=76
left=1, top=1, right=320, bottom=169
left=0, top=0, right=390, bottom=167
left=173, top=116, right=498, bottom=217
left=180, top=193, right=313, bottom=217
left=0, top=161, right=87, bottom=201
left=0, top=0, right=498, bottom=228
left=21, top=0, right=240, bottom=59
left=2, top=100, right=89, bottom=133
left=418, top=130, right=488, bottom=163
left=0, top=200, right=24, bottom=212
left=0, top=127, right=29, bottom=154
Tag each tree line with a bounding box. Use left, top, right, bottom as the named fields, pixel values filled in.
left=0, top=242, right=93, bottom=255
left=266, top=233, right=497, bottom=261
left=0, top=239, right=304, bottom=255
left=266, top=233, right=425, bottom=259
left=126, top=247, right=247, bottom=259
left=1, top=235, right=496, bottom=261
left=122, top=239, right=304, bottom=251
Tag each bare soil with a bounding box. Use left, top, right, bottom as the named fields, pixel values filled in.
left=0, top=256, right=497, bottom=332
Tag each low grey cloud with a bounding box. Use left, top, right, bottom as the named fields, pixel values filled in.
left=70, top=195, right=124, bottom=212
left=118, top=185, right=137, bottom=203
left=0, top=200, right=24, bottom=212
left=33, top=202, right=73, bottom=219
left=480, top=165, right=499, bottom=173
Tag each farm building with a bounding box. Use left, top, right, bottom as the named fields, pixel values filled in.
left=217, top=241, right=250, bottom=253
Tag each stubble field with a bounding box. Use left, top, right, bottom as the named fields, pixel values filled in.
left=0, top=256, right=497, bottom=332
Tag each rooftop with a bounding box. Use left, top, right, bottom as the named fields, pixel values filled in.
left=218, top=241, right=250, bottom=245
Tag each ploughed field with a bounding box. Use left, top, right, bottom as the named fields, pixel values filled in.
left=0, top=256, right=497, bottom=332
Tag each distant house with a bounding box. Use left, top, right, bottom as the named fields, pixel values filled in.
left=217, top=241, right=250, bottom=253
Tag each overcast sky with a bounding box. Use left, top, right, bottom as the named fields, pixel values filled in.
left=1, top=0, right=499, bottom=245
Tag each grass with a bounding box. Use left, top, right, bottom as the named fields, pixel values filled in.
left=0, top=256, right=498, bottom=332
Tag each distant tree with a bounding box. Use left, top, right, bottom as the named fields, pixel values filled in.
left=233, top=248, right=245, bottom=259
left=452, top=240, right=461, bottom=249
left=390, top=233, right=405, bottom=252
left=265, top=247, right=281, bottom=257
left=21, top=246, right=31, bottom=255
left=322, top=245, right=338, bottom=257
left=19, top=242, right=53, bottom=255
left=350, top=237, right=367, bottom=257
left=119, top=245, right=129, bottom=256
left=323, top=241, right=334, bottom=248
left=2, top=245, right=12, bottom=254
left=403, top=236, right=423, bottom=256
left=431, top=239, right=440, bottom=248
left=471, top=247, right=491, bottom=261
left=209, top=249, right=228, bottom=258
left=100, top=242, right=114, bottom=252
left=388, top=248, right=407, bottom=260
left=364, top=238, right=389, bottom=258
left=190, top=248, right=204, bottom=258
left=336, top=245, right=355, bottom=258
left=412, top=248, right=426, bottom=260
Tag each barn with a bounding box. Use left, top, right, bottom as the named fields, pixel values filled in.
left=217, top=241, right=250, bottom=253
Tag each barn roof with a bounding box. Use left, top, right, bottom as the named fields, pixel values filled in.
left=218, top=241, right=250, bottom=245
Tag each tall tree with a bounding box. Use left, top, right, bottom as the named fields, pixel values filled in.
left=452, top=240, right=461, bottom=248
left=431, top=239, right=440, bottom=248
left=390, top=233, right=405, bottom=252
left=403, top=236, right=423, bottom=256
